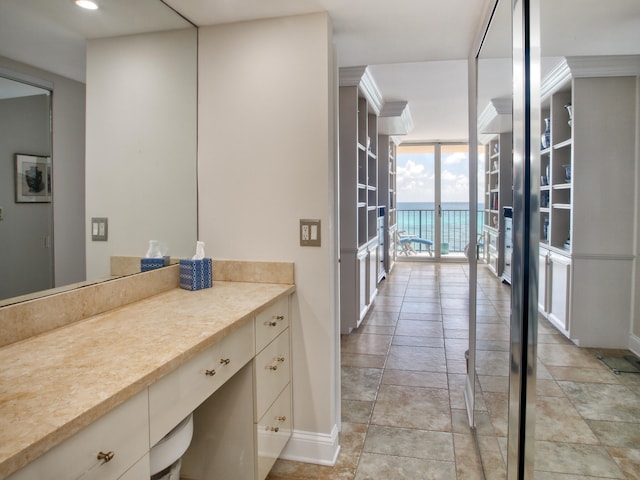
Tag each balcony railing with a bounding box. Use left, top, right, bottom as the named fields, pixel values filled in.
left=397, top=208, right=483, bottom=254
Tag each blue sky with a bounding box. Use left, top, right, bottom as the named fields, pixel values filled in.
left=397, top=146, right=485, bottom=204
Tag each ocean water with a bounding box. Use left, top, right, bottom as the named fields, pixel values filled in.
left=396, top=202, right=484, bottom=252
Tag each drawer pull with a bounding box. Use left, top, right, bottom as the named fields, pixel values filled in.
left=276, top=416, right=286, bottom=422
left=277, top=356, right=285, bottom=363
left=268, top=426, right=280, bottom=433
left=97, top=451, right=115, bottom=463
left=219, top=358, right=231, bottom=365
left=268, top=365, right=278, bottom=371
left=265, top=315, right=285, bottom=327
left=205, top=369, right=216, bottom=376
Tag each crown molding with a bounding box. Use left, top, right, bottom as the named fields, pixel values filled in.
left=339, top=66, right=383, bottom=115
left=478, top=97, right=512, bottom=142
left=542, top=55, right=640, bottom=101
left=379, top=101, right=414, bottom=135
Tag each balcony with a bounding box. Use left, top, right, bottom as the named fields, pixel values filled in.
left=396, top=208, right=483, bottom=258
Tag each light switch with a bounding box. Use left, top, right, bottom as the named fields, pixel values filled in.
left=300, top=219, right=321, bottom=247
left=91, top=217, right=108, bottom=241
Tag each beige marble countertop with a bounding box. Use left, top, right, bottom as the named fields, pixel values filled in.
left=0, top=281, right=295, bottom=479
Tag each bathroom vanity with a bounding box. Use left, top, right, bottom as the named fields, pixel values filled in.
left=0, top=262, right=295, bottom=480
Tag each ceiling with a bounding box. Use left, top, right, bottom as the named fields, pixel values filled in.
left=164, top=0, right=491, bottom=142
left=2, top=1, right=638, bottom=143
left=0, top=0, right=492, bottom=143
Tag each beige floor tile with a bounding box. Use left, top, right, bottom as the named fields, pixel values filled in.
left=341, top=366, right=382, bottom=402
left=453, top=433, right=485, bottom=479
left=363, top=425, right=454, bottom=461
left=355, top=452, right=456, bottom=480
left=534, top=441, right=626, bottom=478
left=535, top=395, right=599, bottom=444
left=588, top=419, right=640, bottom=448
left=341, top=333, right=392, bottom=356
left=381, top=369, right=448, bottom=389
left=607, top=446, right=640, bottom=480
left=386, top=345, right=447, bottom=372
left=371, top=384, right=452, bottom=431
left=341, top=353, right=386, bottom=368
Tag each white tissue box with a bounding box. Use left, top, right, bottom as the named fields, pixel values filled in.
left=179, top=258, right=213, bottom=290
left=141, top=256, right=170, bottom=272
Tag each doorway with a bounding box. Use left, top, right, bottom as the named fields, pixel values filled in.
left=396, top=143, right=472, bottom=259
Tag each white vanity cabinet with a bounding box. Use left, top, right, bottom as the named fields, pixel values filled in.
left=253, top=297, right=292, bottom=480
left=8, top=391, right=150, bottom=480
left=149, top=319, right=254, bottom=445
left=179, top=295, right=292, bottom=480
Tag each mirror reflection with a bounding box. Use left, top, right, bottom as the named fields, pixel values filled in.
left=0, top=78, right=52, bottom=300
left=474, top=0, right=513, bottom=476
left=533, top=0, right=640, bottom=478
left=0, top=0, right=197, bottom=305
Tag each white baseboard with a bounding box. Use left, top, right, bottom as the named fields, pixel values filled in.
left=280, top=425, right=341, bottom=466
left=629, top=333, right=640, bottom=357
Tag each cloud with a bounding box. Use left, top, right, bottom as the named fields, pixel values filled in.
left=443, top=152, right=467, bottom=165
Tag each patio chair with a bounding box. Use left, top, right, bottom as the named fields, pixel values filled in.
left=397, top=230, right=433, bottom=256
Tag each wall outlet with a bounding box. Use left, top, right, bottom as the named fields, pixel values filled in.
left=91, top=217, right=108, bottom=241
left=300, top=219, right=321, bottom=247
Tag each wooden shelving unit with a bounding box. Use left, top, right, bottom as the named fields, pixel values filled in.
left=537, top=56, right=639, bottom=348
left=478, top=99, right=512, bottom=278
left=339, top=67, right=383, bottom=334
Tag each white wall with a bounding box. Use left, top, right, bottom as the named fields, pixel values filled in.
left=85, top=29, right=198, bottom=279
left=197, top=13, right=340, bottom=463
left=0, top=56, right=86, bottom=293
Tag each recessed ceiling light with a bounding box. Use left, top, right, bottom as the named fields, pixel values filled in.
left=75, top=0, right=98, bottom=10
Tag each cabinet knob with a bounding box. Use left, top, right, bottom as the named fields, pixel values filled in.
left=268, top=426, right=280, bottom=433
left=266, top=321, right=277, bottom=327
left=276, top=356, right=285, bottom=363
left=219, top=358, right=230, bottom=365
left=276, top=416, right=286, bottom=422
left=268, top=365, right=278, bottom=371
left=97, top=451, right=115, bottom=463
left=205, top=369, right=216, bottom=376
left=274, top=315, right=285, bottom=320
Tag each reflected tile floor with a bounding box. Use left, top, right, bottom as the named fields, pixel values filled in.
left=267, top=262, right=640, bottom=480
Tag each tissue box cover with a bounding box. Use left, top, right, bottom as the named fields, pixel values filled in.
left=180, top=258, right=213, bottom=290
left=141, top=256, right=170, bottom=272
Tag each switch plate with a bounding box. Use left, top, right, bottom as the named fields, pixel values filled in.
left=300, top=219, right=321, bottom=247
left=91, top=217, right=108, bottom=241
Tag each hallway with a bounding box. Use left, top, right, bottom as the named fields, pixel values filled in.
left=267, top=261, right=640, bottom=479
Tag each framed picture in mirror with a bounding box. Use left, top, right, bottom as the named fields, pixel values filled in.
left=15, top=154, right=51, bottom=203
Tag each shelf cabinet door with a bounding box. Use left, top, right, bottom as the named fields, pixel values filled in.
left=538, top=250, right=549, bottom=314
left=548, top=254, right=571, bottom=332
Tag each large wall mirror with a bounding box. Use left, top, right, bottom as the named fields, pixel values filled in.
left=0, top=0, right=197, bottom=305
left=473, top=0, right=513, bottom=477
left=531, top=1, right=640, bottom=478
left=471, top=0, right=640, bottom=477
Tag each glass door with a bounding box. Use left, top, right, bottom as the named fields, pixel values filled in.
left=397, top=143, right=471, bottom=258
left=440, top=144, right=471, bottom=259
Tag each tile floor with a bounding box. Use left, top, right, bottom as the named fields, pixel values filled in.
left=267, top=261, right=640, bottom=479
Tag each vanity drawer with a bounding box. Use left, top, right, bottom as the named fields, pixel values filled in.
left=254, top=329, right=290, bottom=421
left=255, top=297, right=289, bottom=353
left=9, top=390, right=149, bottom=480
left=255, top=384, right=292, bottom=480
left=149, top=319, right=254, bottom=445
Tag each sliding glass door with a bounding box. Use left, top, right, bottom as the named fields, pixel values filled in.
left=397, top=143, right=471, bottom=258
